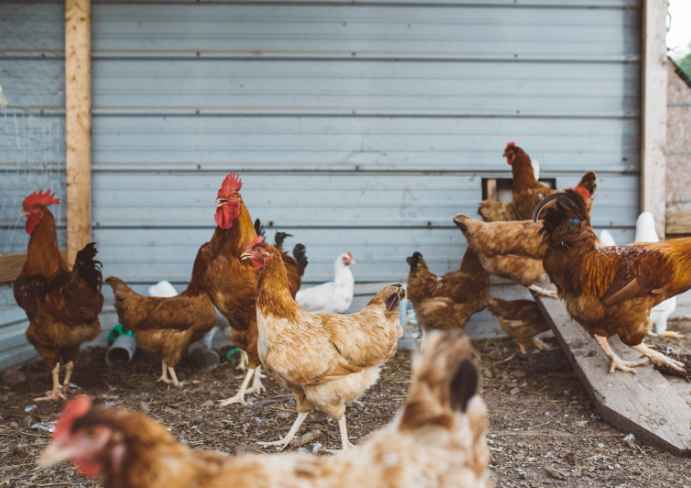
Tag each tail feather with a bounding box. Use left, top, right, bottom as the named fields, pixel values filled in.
left=274, top=231, right=293, bottom=251
left=399, top=331, right=486, bottom=435
left=577, top=171, right=597, bottom=197
left=292, top=243, right=308, bottom=276
left=73, top=242, right=103, bottom=291
left=254, top=218, right=265, bottom=238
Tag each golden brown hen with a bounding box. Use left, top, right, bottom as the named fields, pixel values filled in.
left=406, top=248, right=488, bottom=335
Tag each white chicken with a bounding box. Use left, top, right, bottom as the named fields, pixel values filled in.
left=598, top=217, right=678, bottom=336
left=296, top=252, right=355, bottom=313
left=634, top=212, right=678, bottom=336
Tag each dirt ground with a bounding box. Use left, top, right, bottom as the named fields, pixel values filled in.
left=1, top=325, right=690, bottom=488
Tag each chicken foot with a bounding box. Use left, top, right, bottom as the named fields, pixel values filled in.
left=157, top=360, right=171, bottom=384
left=168, top=367, right=183, bottom=387
left=246, top=367, right=265, bottom=395
left=35, top=363, right=66, bottom=402
left=219, top=367, right=257, bottom=406
left=258, top=411, right=309, bottom=451
left=632, top=343, right=686, bottom=374
left=594, top=335, right=649, bottom=374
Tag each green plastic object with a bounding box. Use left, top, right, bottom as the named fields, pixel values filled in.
left=107, top=323, right=135, bottom=345
left=224, top=346, right=241, bottom=362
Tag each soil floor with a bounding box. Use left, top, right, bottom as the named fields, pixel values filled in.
left=1, top=323, right=690, bottom=488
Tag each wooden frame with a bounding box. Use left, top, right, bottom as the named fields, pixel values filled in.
left=65, top=0, right=92, bottom=265
left=0, top=251, right=68, bottom=284
left=640, top=0, right=669, bottom=238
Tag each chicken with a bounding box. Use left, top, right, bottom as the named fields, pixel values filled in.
left=634, top=212, right=678, bottom=336
left=297, top=251, right=355, bottom=313
left=527, top=190, right=689, bottom=374
left=479, top=142, right=596, bottom=222
left=199, top=174, right=303, bottom=406
left=486, top=298, right=551, bottom=354
left=599, top=216, right=680, bottom=338
left=405, top=248, right=488, bottom=334
left=13, top=191, right=103, bottom=401
left=241, top=236, right=403, bottom=450
left=39, top=331, right=489, bottom=488
left=256, top=223, right=310, bottom=294
left=105, top=245, right=218, bottom=388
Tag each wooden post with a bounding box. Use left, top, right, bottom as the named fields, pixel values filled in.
left=65, top=0, right=92, bottom=265
left=640, top=0, right=668, bottom=238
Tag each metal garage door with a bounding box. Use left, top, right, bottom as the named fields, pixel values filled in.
left=0, top=0, right=641, bottom=365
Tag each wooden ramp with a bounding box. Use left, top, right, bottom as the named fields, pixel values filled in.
left=535, top=295, right=691, bottom=456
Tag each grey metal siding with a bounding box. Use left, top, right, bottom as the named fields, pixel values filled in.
left=0, top=0, right=642, bottom=367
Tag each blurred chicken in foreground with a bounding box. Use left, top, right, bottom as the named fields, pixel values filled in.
left=297, top=251, right=355, bottom=313
left=14, top=191, right=103, bottom=401
left=39, top=331, right=489, bottom=488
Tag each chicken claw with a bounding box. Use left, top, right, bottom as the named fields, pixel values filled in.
left=633, top=343, right=686, bottom=374
left=157, top=360, right=172, bottom=384
left=35, top=363, right=65, bottom=401
left=258, top=412, right=309, bottom=451
left=608, top=357, right=648, bottom=374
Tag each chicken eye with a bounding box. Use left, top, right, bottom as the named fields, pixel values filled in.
left=568, top=217, right=581, bottom=227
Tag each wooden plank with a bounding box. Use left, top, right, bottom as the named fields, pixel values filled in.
left=65, top=0, right=93, bottom=266
left=536, top=295, right=691, bottom=456
left=640, top=0, right=669, bottom=238
left=667, top=210, right=691, bottom=235
left=0, top=250, right=69, bottom=284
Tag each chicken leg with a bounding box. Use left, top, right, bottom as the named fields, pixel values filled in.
left=168, top=367, right=183, bottom=388
left=632, top=343, right=686, bottom=374
left=594, top=335, right=649, bottom=374
left=246, top=366, right=265, bottom=395
left=62, top=361, right=74, bottom=390
left=338, top=415, right=355, bottom=450
left=157, top=360, right=171, bottom=384
left=219, top=367, right=256, bottom=406
left=258, top=412, right=309, bottom=451
left=237, top=350, right=249, bottom=371
left=35, top=363, right=66, bottom=402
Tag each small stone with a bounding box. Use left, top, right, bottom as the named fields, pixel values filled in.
left=510, top=387, right=520, bottom=395
left=544, top=466, right=567, bottom=480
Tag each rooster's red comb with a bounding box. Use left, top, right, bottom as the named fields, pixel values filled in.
left=218, top=172, right=242, bottom=196
left=54, top=395, right=92, bottom=441
left=573, top=185, right=591, bottom=202
left=23, top=190, right=60, bottom=210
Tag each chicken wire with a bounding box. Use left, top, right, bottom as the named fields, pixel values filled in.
left=0, top=107, right=65, bottom=306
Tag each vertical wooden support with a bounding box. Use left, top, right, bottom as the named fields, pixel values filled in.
left=65, top=0, right=92, bottom=265
left=640, top=0, right=668, bottom=238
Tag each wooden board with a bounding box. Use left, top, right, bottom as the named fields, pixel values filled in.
left=667, top=210, right=691, bottom=236
left=535, top=295, right=691, bottom=456
left=0, top=250, right=68, bottom=284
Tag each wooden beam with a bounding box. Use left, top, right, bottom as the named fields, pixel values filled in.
left=535, top=295, right=691, bottom=456
left=0, top=251, right=68, bottom=284
left=65, top=0, right=92, bottom=266
left=640, top=0, right=669, bottom=238
left=666, top=209, right=691, bottom=235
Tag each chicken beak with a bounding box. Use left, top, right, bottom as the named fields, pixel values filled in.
left=239, top=252, right=252, bottom=262
left=38, top=441, right=76, bottom=468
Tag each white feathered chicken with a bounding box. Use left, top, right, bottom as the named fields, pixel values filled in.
left=599, top=217, right=679, bottom=336
left=296, top=252, right=355, bottom=313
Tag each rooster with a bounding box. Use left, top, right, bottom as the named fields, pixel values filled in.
left=242, top=236, right=403, bottom=450
left=201, top=175, right=304, bottom=406
left=39, top=331, right=489, bottom=488
left=13, top=191, right=103, bottom=401
left=529, top=191, right=689, bottom=374
left=297, top=251, right=355, bottom=313
left=405, top=248, right=488, bottom=335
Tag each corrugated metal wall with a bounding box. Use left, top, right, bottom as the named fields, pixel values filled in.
left=0, top=0, right=642, bottom=367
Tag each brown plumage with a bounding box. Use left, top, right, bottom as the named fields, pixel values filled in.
left=39, top=331, right=489, bottom=488
left=406, top=248, right=489, bottom=334
left=13, top=192, right=103, bottom=401
left=534, top=190, right=689, bottom=374
left=486, top=298, right=551, bottom=353
left=105, top=244, right=217, bottom=387
left=244, top=239, right=403, bottom=450
left=201, top=176, right=302, bottom=406
left=478, top=142, right=596, bottom=222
